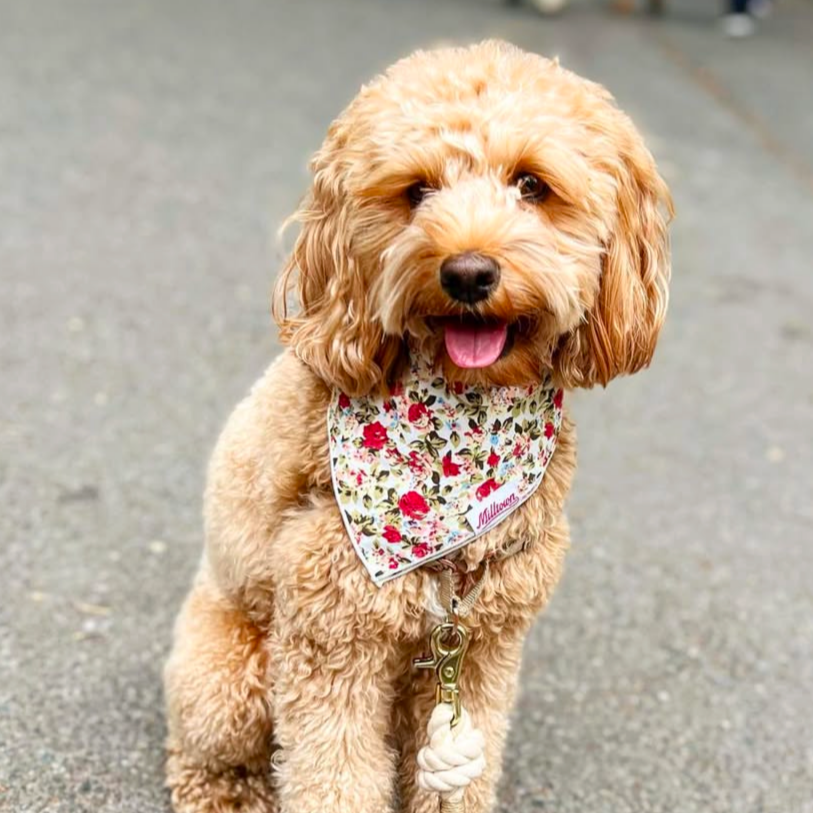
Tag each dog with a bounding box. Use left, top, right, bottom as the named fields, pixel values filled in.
left=163, top=40, right=672, bottom=813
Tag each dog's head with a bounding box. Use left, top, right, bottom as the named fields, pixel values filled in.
left=273, top=41, right=672, bottom=395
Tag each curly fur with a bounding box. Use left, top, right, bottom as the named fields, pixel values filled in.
left=165, top=40, right=672, bottom=813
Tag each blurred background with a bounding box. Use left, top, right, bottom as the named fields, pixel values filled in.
left=1, top=0, right=812, bottom=811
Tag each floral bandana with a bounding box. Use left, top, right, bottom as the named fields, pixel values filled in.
left=328, top=351, right=563, bottom=586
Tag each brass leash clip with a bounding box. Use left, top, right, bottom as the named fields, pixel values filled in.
left=413, top=621, right=470, bottom=727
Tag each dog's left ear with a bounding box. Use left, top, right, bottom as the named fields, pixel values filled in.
left=556, top=127, right=673, bottom=388
left=272, top=137, right=395, bottom=396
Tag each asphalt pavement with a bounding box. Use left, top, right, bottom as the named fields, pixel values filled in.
left=1, top=0, right=812, bottom=811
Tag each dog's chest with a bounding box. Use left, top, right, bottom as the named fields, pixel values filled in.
left=418, top=495, right=547, bottom=629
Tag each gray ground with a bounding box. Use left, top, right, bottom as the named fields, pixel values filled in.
left=2, top=0, right=812, bottom=811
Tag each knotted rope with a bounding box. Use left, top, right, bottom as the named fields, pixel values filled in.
left=417, top=703, right=486, bottom=813
left=417, top=540, right=527, bottom=812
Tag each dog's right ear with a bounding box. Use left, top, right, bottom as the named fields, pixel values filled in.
left=272, top=147, right=391, bottom=397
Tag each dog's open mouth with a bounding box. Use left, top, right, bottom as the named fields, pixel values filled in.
left=442, top=317, right=510, bottom=369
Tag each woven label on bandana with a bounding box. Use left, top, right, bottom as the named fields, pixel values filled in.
left=328, top=352, right=563, bottom=586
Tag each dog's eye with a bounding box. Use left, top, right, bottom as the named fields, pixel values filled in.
left=405, top=182, right=434, bottom=209
left=513, top=172, right=550, bottom=203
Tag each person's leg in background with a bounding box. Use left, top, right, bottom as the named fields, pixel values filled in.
left=723, top=0, right=757, bottom=37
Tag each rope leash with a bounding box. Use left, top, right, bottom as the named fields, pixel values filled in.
left=416, top=538, right=527, bottom=813
left=417, top=704, right=485, bottom=813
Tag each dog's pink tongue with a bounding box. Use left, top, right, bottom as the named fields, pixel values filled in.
left=444, top=322, right=508, bottom=368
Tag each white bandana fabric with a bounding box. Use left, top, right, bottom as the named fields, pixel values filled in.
left=328, top=352, right=563, bottom=586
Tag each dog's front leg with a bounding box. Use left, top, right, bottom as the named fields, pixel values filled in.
left=270, top=600, right=400, bottom=813
left=449, top=625, right=529, bottom=813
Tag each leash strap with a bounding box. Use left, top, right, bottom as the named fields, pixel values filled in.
left=438, top=537, right=527, bottom=619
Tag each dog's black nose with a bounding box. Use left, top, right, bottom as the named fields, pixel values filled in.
left=440, top=253, right=501, bottom=304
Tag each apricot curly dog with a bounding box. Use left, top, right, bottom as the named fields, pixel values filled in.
left=164, top=40, right=672, bottom=813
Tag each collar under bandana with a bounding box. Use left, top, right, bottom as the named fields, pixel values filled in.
left=328, top=351, right=563, bottom=586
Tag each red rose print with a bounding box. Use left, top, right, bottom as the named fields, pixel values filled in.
left=544, top=421, right=555, bottom=439
left=453, top=381, right=465, bottom=395
left=390, top=382, right=404, bottom=397
left=553, top=389, right=564, bottom=409
left=442, top=452, right=460, bottom=477
left=338, top=392, right=351, bottom=410
left=487, top=451, right=500, bottom=468
left=408, top=402, right=429, bottom=423
left=388, top=557, right=399, bottom=570
left=513, top=442, right=522, bottom=457
left=412, top=542, right=430, bottom=558
left=399, top=491, right=429, bottom=519
left=362, top=421, right=388, bottom=450
left=408, top=451, right=428, bottom=475
left=382, top=525, right=402, bottom=543
left=476, top=478, right=499, bottom=501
